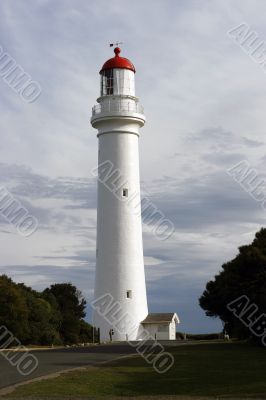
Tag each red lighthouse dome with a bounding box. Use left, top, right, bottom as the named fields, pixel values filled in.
left=100, top=47, right=136, bottom=74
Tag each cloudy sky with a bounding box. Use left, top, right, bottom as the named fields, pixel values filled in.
left=1, top=0, right=266, bottom=333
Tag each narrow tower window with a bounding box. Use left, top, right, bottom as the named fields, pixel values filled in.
left=122, top=188, right=128, bottom=197
left=101, top=69, right=114, bottom=96
left=126, top=290, right=132, bottom=299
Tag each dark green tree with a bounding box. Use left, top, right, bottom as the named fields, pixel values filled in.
left=16, top=283, right=60, bottom=345
left=79, top=319, right=93, bottom=343
left=44, top=283, right=87, bottom=344
left=0, top=275, right=89, bottom=345
left=0, top=275, right=30, bottom=341
left=199, top=228, right=266, bottom=341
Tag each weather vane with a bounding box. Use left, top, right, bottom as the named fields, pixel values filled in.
left=109, top=42, right=123, bottom=47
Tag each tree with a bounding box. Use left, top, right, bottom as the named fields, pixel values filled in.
left=0, top=275, right=29, bottom=342
left=79, top=319, right=93, bottom=343
left=15, top=283, right=61, bottom=345
left=43, top=283, right=87, bottom=344
left=0, top=276, right=89, bottom=345
left=199, top=228, right=266, bottom=341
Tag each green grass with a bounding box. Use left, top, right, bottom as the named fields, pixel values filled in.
left=6, top=342, right=266, bottom=398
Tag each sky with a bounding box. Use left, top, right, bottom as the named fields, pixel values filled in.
left=1, top=0, right=266, bottom=333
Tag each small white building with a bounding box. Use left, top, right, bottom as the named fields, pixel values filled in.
left=141, top=313, right=180, bottom=340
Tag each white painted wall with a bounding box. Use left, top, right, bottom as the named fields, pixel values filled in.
left=91, top=68, right=148, bottom=341
left=142, top=318, right=178, bottom=340
left=142, top=324, right=169, bottom=340
left=169, top=320, right=176, bottom=340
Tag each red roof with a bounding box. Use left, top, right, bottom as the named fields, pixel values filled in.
left=100, top=47, right=136, bottom=74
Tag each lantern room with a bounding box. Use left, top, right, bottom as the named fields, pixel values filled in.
left=100, top=47, right=136, bottom=97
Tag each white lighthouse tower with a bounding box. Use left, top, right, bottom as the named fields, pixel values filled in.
left=91, top=47, right=148, bottom=341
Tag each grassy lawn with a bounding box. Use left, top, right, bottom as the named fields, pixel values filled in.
left=5, top=342, right=266, bottom=398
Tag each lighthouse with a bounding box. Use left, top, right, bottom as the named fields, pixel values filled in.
left=91, top=47, right=148, bottom=341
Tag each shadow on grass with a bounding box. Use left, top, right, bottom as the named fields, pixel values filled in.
left=5, top=343, right=266, bottom=398
left=104, top=343, right=266, bottom=397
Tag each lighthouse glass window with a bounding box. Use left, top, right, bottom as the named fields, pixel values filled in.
left=126, top=290, right=132, bottom=299
left=101, top=69, right=114, bottom=96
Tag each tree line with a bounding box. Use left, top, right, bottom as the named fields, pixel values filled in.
left=199, top=228, right=266, bottom=343
left=0, top=275, right=93, bottom=345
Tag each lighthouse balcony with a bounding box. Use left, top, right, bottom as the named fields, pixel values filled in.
left=92, top=99, right=144, bottom=117
left=91, top=98, right=146, bottom=129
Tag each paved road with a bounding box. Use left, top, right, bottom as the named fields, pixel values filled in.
left=0, top=340, right=215, bottom=391
left=0, top=343, right=139, bottom=390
